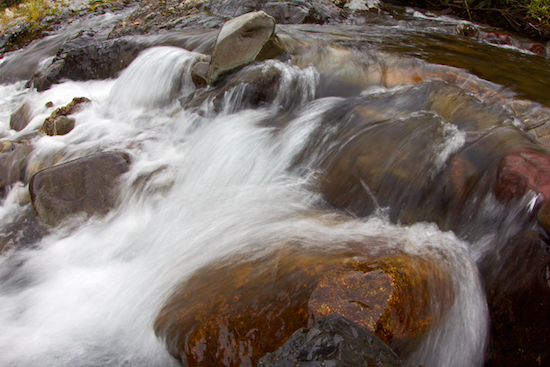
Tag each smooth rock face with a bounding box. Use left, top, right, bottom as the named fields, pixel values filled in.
left=9, top=103, right=33, bottom=131
left=208, top=11, right=276, bottom=84
left=258, top=314, right=412, bottom=367
left=30, top=152, right=130, bottom=227
left=154, top=247, right=452, bottom=366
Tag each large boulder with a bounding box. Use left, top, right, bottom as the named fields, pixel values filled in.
left=208, top=11, right=276, bottom=84
left=29, top=152, right=130, bottom=227
left=258, top=314, right=412, bottom=367
left=154, top=247, right=452, bottom=367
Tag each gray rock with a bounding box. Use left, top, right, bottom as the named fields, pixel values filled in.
left=30, top=152, right=130, bottom=227
left=208, top=11, right=276, bottom=84
left=264, top=2, right=311, bottom=24
left=258, top=314, right=411, bottom=367
left=9, top=102, right=33, bottom=132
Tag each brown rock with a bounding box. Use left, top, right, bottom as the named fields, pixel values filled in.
left=154, top=247, right=452, bottom=366
left=29, top=152, right=130, bottom=227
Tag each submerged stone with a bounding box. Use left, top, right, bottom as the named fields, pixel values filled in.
left=208, top=11, right=276, bottom=84
left=154, top=247, right=452, bottom=366
left=30, top=152, right=130, bottom=227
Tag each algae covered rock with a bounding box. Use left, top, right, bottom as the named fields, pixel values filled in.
left=39, top=97, right=90, bottom=136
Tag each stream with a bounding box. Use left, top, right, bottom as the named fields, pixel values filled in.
left=0, top=4, right=549, bottom=367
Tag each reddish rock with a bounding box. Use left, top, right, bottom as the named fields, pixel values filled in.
left=495, top=147, right=550, bottom=201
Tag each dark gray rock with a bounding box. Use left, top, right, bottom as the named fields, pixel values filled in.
left=30, top=152, right=130, bottom=227
left=29, top=37, right=149, bottom=91
left=258, top=314, right=411, bottom=367
left=9, top=102, right=33, bottom=131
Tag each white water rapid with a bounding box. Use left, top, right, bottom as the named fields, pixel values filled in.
left=0, top=46, right=489, bottom=367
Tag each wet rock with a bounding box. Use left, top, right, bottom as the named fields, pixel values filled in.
left=9, top=102, right=33, bottom=132
left=187, top=61, right=283, bottom=112
left=29, top=152, right=130, bottom=227
left=154, top=247, right=452, bottom=366
left=39, top=97, right=90, bottom=136
left=495, top=147, right=550, bottom=202
left=456, top=23, right=480, bottom=38
left=39, top=116, right=75, bottom=136
left=208, top=11, right=276, bottom=84
left=30, top=38, right=149, bottom=91
left=0, top=205, right=45, bottom=254
left=308, top=254, right=453, bottom=356
left=258, top=314, right=412, bottom=367
left=0, top=142, right=32, bottom=196
left=480, top=230, right=550, bottom=367
left=190, top=61, right=209, bottom=87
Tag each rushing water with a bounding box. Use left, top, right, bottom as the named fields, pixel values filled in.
left=0, top=6, right=549, bottom=367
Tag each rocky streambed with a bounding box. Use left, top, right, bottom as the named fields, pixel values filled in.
left=0, top=1, right=550, bottom=367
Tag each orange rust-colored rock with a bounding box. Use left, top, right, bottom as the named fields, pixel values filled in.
left=154, top=247, right=453, bottom=366
left=309, top=254, right=453, bottom=355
